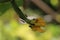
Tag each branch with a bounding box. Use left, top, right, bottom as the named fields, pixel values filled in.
left=10, top=0, right=31, bottom=24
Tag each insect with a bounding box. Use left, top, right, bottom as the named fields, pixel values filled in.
left=30, top=17, right=46, bottom=32
left=23, top=0, right=46, bottom=32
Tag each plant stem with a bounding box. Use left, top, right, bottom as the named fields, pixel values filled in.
left=10, top=0, right=31, bottom=24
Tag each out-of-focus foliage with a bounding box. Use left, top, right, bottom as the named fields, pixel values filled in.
left=0, top=0, right=23, bottom=16
left=0, top=19, right=60, bottom=40
left=50, top=0, right=58, bottom=7
left=1, top=19, right=37, bottom=40
left=43, top=0, right=58, bottom=10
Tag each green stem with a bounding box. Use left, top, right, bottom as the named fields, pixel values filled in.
left=10, top=0, right=31, bottom=24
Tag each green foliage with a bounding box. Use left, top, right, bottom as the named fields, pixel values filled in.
left=0, top=0, right=23, bottom=16
left=0, top=2, right=11, bottom=16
